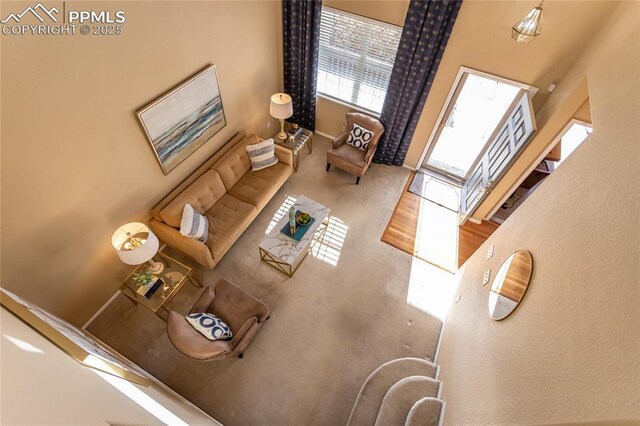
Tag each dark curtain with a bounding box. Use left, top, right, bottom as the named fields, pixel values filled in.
left=374, top=0, right=462, bottom=165
left=283, top=0, right=322, bottom=132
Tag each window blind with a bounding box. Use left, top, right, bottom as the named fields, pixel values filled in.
left=317, top=7, right=402, bottom=113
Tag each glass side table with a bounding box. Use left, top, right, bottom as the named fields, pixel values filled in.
left=119, top=252, right=201, bottom=319
left=271, top=121, right=313, bottom=172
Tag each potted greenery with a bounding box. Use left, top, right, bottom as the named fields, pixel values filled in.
left=132, top=271, right=157, bottom=287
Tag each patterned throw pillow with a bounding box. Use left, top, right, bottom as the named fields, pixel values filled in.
left=245, top=138, right=279, bottom=171
left=180, top=203, right=209, bottom=242
left=186, top=313, right=233, bottom=341
left=346, top=123, right=375, bottom=151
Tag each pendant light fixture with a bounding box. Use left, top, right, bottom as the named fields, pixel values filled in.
left=512, top=1, right=544, bottom=43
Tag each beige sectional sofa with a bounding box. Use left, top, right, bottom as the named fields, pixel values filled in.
left=150, top=132, right=293, bottom=269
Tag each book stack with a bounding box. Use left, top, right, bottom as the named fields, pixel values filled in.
left=136, top=278, right=163, bottom=299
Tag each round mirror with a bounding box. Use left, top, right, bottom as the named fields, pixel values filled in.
left=488, top=250, right=533, bottom=320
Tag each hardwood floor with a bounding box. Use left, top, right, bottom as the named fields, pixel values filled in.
left=380, top=173, right=420, bottom=257
left=381, top=172, right=500, bottom=269
left=458, top=219, right=499, bottom=267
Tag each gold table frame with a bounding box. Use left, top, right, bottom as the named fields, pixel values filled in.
left=259, top=216, right=329, bottom=277
left=119, top=252, right=201, bottom=319
left=271, top=121, right=313, bottom=172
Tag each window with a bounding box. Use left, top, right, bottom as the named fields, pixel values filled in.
left=317, top=7, right=402, bottom=114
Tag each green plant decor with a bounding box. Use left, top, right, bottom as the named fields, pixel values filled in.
left=132, top=271, right=156, bottom=287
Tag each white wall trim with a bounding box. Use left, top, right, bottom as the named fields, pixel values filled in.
left=438, top=401, right=447, bottom=426
left=314, top=130, right=337, bottom=140
left=402, top=163, right=417, bottom=171
left=82, top=291, right=119, bottom=329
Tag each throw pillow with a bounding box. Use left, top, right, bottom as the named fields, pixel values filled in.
left=179, top=204, right=209, bottom=242
left=186, top=313, right=233, bottom=341
left=245, top=138, right=279, bottom=171
left=346, top=123, right=375, bottom=151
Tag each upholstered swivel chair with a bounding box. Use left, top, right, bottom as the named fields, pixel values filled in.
left=166, top=278, right=270, bottom=361
left=326, top=112, right=385, bottom=184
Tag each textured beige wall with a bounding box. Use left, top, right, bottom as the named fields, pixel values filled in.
left=0, top=307, right=220, bottom=425
left=437, top=3, right=640, bottom=424
left=323, top=0, right=409, bottom=26
left=316, top=96, right=359, bottom=137
left=573, top=98, right=592, bottom=124
left=1, top=1, right=282, bottom=325
left=315, top=0, right=409, bottom=137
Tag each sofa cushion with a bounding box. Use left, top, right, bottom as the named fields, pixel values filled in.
left=328, top=143, right=368, bottom=169
left=213, top=134, right=258, bottom=190
left=227, top=161, right=291, bottom=209
left=160, top=170, right=226, bottom=228
left=204, top=194, right=257, bottom=260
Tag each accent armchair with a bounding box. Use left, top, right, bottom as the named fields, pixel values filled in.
left=166, top=278, right=270, bottom=361
left=326, top=112, right=385, bottom=184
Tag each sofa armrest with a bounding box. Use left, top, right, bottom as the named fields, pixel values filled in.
left=364, top=143, right=377, bottom=164
left=364, top=131, right=384, bottom=163
left=149, top=219, right=215, bottom=269
left=333, top=130, right=349, bottom=149
left=229, top=317, right=258, bottom=348
left=274, top=144, right=293, bottom=168
left=190, top=287, right=215, bottom=314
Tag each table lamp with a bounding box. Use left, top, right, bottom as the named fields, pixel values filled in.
left=270, top=93, right=293, bottom=140
left=111, top=222, right=164, bottom=274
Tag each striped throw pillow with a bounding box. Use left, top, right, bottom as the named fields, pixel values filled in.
left=179, top=204, right=209, bottom=242
left=245, top=138, right=279, bottom=171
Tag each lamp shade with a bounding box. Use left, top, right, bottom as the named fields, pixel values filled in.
left=111, top=222, right=159, bottom=265
left=270, top=93, right=293, bottom=119
left=512, top=3, right=543, bottom=43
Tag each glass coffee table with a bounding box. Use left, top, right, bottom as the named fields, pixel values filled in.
left=259, top=195, right=331, bottom=277
left=119, top=252, right=201, bottom=319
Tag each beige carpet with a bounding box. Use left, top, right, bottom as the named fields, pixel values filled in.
left=87, top=136, right=443, bottom=426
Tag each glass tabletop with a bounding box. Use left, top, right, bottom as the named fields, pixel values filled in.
left=120, top=252, right=192, bottom=313
left=272, top=122, right=312, bottom=153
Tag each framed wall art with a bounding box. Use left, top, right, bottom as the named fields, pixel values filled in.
left=137, top=65, right=226, bottom=174
left=0, top=287, right=150, bottom=386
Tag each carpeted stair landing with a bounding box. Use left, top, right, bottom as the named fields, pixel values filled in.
left=347, top=357, right=444, bottom=426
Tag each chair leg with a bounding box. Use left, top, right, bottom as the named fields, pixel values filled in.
left=326, top=163, right=331, bottom=172
left=355, top=176, right=361, bottom=185
left=238, top=353, right=244, bottom=359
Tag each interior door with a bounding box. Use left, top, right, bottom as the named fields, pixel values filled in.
left=459, top=90, right=537, bottom=224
